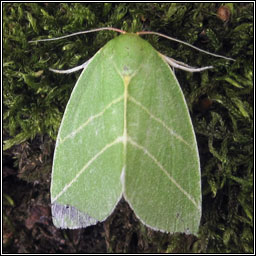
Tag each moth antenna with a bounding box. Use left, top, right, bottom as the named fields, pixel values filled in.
left=137, top=31, right=235, bottom=61
left=29, top=27, right=125, bottom=43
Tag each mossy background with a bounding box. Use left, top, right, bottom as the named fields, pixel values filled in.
left=3, top=2, right=253, bottom=253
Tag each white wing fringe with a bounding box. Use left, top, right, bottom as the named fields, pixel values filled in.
left=49, top=59, right=91, bottom=74
left=162, top=54, right=213, bottom=72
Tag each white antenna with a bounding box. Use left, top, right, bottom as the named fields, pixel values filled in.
left=137, top=31, right=235, bottom=61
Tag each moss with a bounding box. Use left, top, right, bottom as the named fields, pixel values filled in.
left=3, top=2, right=253, bottom=253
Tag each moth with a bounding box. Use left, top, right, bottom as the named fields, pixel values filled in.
left=30, top=27, right=234, bottom=234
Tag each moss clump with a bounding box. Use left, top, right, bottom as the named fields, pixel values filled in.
left=3, top=3, right=253, bottom=253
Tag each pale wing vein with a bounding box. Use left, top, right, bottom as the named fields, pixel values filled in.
left=127, top=136, right=200, bottom=210
left=128, top=96, right=193, bottom=150
left=52, top=136, right=124, bottom=203
left=60, top=95, right=124, bottom=144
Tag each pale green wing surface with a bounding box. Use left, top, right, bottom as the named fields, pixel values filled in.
left=51, top=33, right=201, bottom=233
left=120, top=35, right=201, bottom=234
left=51, top=42, right=125, bottom=228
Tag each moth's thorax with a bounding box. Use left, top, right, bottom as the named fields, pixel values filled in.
left=102, top=34, right=156, bottom=76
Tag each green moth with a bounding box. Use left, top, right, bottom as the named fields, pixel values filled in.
left=31, top=28, right=233, bottom=234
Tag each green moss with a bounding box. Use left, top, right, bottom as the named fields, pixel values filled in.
left=3, top=2, right=253, bottom=253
